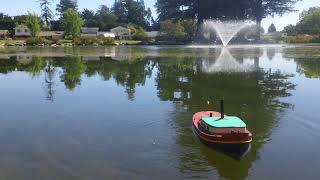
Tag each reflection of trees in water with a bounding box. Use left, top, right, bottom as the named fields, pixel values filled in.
left=266, top=48, right=276, bottom=61
left=54, top=56, right=87, bottom=91
left=295, top=57, right=320, bottom=79
left=0, top=57, right=18, bottom=74
left=85, top=58, right=155, bottom=100
left=0, top=56, right=155, bottom=100
left=155, top=57, right=295, bottom=180
left=17, top=57, right=46, bottom=78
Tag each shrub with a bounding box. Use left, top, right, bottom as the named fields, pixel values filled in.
left=100, top=37, right=115, bottom=45
left=51, top=36, right=61, bottom=44
left=283, top=35, right=318, bottom=43
left=73, top=36, right=99, bottom=46
left=26, top=37, right=50, bottom=46
left=132, top=28, right=148, bottom=41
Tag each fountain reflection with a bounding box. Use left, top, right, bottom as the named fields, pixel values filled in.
left=201, top=48, right=256, bottom=73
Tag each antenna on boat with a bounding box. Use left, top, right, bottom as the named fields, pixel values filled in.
left=220, top=98, right=225, bottom=119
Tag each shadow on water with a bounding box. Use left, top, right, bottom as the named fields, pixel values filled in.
left=1, top=46, right=320, bottom=179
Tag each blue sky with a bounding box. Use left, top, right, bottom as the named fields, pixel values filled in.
left=0, top=0, right=319, bottom=30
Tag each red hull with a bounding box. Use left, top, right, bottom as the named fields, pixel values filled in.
left=193, top=111, right=252, bottom=144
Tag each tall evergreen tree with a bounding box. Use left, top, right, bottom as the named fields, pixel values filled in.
left=268, top=23, right=277, bottom=33
left=112, top=0, right=150, bottom=29
left=38, top=0, right=53, bottom=26
left=96, top=5, right=118, bottom=30
left=56, top=0, right=78, bottom=17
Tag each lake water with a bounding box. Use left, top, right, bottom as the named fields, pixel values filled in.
left=0, top=45, right=319, bottom=179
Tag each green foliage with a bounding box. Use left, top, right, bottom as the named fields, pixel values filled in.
left=96, top=6, right=118, bottom=30
left=283, top=24, right=297, bottom=35
left=100, top=37, right=115, bottom=45
left=283, top=35, right=320, bottom=43
left=180, top=19, right=197, bottom=42
left=73, top=36, right=115, bottom=46
left=63, top=9, right=84, bottom=39
left=39, top=0, right=53, bottom=26
left=23, top=57, right=47, bottom=77
left=284, top=7, right=320, bottom=36
left=156, top=0, right=299, bottom=22
left=296, top=7, right=320, bottom=35
left=128, top=24, right=148, bottom=41
left=156, top=0, right=299, bottom=40
left=26, top=13, right=42, bottom=37
left=81, top=9, right=98, bottom=27
left=60, top=56, right=86, bottom=90
left=0, top=13, right=15, bottom=36
left=160, top=20, right=186, bottom=42
left=112, top=0, right=151, bottom=29
left=56, top=0, right=78, bottom=17
left=26, top=37, right=50, bottom=45
left=268, top=24, right=277, bottom=33
left=73, top=36, right=99, bottom=46
left=297, top=58, right=320, bottom=78
left=13, top=15, right=28, bottom=25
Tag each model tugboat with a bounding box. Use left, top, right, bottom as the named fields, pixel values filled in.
left=193, top=99, right=252, bottom=153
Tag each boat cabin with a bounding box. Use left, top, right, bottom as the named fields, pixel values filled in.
left=199, top=116, right=247, bottom=134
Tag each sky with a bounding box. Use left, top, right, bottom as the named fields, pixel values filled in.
left=0, top=0, right=319, bottom=31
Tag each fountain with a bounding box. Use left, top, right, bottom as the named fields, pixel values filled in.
left=202, top=20, right=253, bottom=46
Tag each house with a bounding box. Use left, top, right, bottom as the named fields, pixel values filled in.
left=37, top=31, right=64, bottom=40
left=81, top=27, right=99, bottom=37
left=0, top=30, right=9, bottom=39
left=14, top=26, right=31, bottom=38
left=146, top=31, right=160, bottom=38
left=97, top=32, right=115, bottom=39
left=110, top=26, right=131, bottom=40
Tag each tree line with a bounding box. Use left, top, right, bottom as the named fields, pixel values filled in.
left=156, top=0, right=300, bottom=40
left=0, top=0, right=306, bottom=42
left=0, top=0, right=154, bottom=36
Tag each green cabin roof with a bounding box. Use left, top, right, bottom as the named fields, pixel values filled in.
left=202, top=116, right=246, bottom=128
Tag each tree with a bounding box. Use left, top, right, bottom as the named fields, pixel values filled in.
left=160, top=20, right=186, bottom=42
left=26, top=13, right=41, bottom=37
left=112, top=0, right=128, bottom=23
left=268, top=23, right=277, bottom=33
left=38, top=0, right=53, bottom=26
left=283, top=24, right=297, bottom=35
left=181, top=19, right=197, bottom=42
left=283, top=7, right=320, bottom=35
left=63, top=9, right=84, bottom=39
left=96, top=5, right=118, bottom=30
left=56, top=0, right=78, bottom=17
left=0, top=13, right=15, bottom=35
left=296, top=7, right=320, bottom=35
left=250, top=0, right=300, bottom=40
left=81, top=9, right=98, bottom=27
left=112, top=0, right=150, bottom=29
left=13, top=15, right=28, bottom=24
left=128, top=24, right=148, bottom=41
left=156, top=0, right=299, bottom=40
